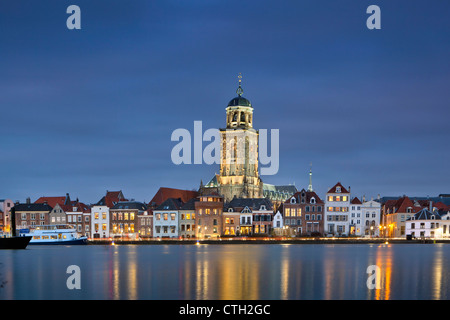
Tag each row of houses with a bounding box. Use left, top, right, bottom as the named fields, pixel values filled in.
left=1, top=186, right=449, bottom=240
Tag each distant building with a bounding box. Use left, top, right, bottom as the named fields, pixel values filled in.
left=324, top=182, right=351, bottom=236
left=198, top=76, right=296, bottom=208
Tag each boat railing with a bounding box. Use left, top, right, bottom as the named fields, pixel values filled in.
left=21, top=225, right=76, bottom=231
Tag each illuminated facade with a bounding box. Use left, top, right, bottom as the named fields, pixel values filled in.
left=199, top=75, right=263, bottom=202
left=195, top=194, right=224, bottom=239
left=324, top=182, right=351, bottom=236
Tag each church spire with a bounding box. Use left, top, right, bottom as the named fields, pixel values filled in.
left=236, top=73, right=244, bottom=96
left=308, top=163, right=313, bottom=192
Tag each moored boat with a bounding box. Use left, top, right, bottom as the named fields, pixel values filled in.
left=18, top=225, right=87, bottom=245
left=0, top=207, right=32, bottom=249
left=0, top=235, right=32, bottom=249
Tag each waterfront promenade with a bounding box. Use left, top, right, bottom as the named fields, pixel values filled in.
left=87, top=237, right=446, bottom=245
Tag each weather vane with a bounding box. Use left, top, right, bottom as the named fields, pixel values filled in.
left=236, top=73, right=243, bottom=96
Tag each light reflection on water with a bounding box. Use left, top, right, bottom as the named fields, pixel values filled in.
left=0, top=244, right=449, bottom=300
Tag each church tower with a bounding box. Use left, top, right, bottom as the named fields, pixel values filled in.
left=217, top=74, right=263, bottom=202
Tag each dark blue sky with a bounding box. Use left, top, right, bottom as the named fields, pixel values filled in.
left=1, top=0, right=449, bottom=204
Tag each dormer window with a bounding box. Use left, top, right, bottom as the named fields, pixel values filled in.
left=290, top=197, right=296, bottom=204
left=310, top=197, right=316, bottom=204
left=260, top=205, right=266, bottom=211
left=406, top=207, right=412, bottom=213
left=228, top=208, right=233, bottom=212
left=336, top=187, right=341, bottom=193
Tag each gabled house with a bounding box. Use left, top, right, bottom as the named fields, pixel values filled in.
left=283, top=188, right=324, bottom=236
left=382, top=196, right=423, bottom=238
left=324, top=182, right=351, bottom=236
left=405, top=207, right=444, bottom=239
left=225, top=197, right=273, bottom=236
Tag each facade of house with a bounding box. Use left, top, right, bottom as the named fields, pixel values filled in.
left=137, top=210, right=153, bottom=239
left=110, top=201, right=146, bottom=239
left=225, top=197, right=273, bottom=236
left=49, top=203, right=67, bottom=225
left=195, top=194, right=223, bottom=239
left=382, top=196, right=422, bottom=238
left=179, top=198, right=197, bottom=239
left=405, top=208, right=445, bottom=238
left=153, top=198, right=183, bottom=238
left=349, top=197, right=363, bottom=235
left=272, top=209, right=284, bottom=235
left=66, top=202, right=91, bottom=236
left=324, top=182, right=351, bottom=236
left=13, top=199, right=52, bottom=229
left=362, top=199, right=381, bottom=237
left=283, top=189, right=324, bottom=236
left=90, top=205, right=110, bottom=239
left=0, top=199, right=14, bottom=234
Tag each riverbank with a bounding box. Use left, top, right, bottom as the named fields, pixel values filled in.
left=87, top=238, right=448, bottom=245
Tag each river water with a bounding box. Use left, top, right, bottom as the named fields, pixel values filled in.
left=0, top=243, right=449, bottom=300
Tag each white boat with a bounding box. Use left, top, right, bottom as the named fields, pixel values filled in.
left=18, top=225, right=88, bottom=245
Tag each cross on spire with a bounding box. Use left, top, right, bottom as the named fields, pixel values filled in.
left=236, top=73, right=244, bottom=96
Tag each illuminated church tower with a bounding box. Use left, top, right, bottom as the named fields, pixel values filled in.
left=200, top=74, right=263, bottom=202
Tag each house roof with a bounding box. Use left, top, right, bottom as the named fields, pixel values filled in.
left=351, top=197, right=362, bottom=205
left=96, top=190, right=127, bottom=208
left=35, top=196, right=67, bottom=208
left=112, top=201, right=147, bottom=211
left=225, top=198, right=273, bottom=212
left=149, top=187, right=198, bottom=207
left=180, top=198, right=198, bottom=210
left=410, top=208, right=442, bottom=221
left=285, top=189, right=324, bottom=204
left=327, top=182, right=350, bottom=194
left=155, top=198, right=184, bottom=211
left=384, top=196, right=423, bottom=214
left=14, top=203, right=53, bottom=212
left=62, top=202, right=91, bottom=213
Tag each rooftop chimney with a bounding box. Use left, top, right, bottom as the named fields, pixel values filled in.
left=26, top=197, right=31, bottom=204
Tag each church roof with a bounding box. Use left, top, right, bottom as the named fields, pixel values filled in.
left=228, top=96, right=252, bottom=107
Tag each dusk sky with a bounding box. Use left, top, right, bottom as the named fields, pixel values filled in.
left=1, top=0, right=449, bottom=204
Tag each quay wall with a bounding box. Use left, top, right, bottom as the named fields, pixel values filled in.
left=87, top=238, right=449, bottom=245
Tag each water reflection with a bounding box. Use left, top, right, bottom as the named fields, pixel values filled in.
left=1, top=244, right=450, bottom=299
